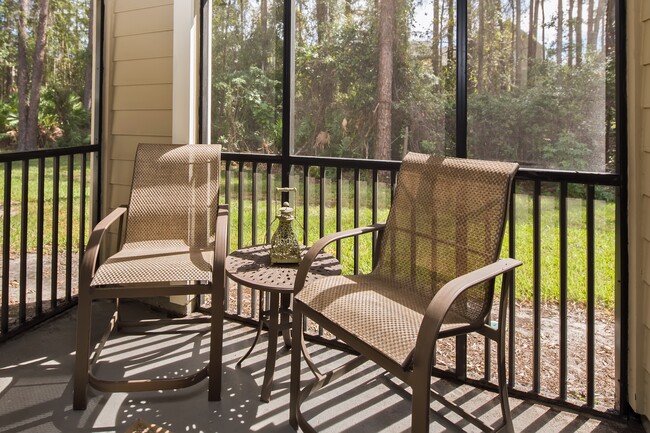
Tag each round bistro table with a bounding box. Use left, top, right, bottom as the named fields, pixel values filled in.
left=225, top=244, right=341, bottom=402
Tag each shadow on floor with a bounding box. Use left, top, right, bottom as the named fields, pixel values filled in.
left=0, top=300, right=642, bottom=433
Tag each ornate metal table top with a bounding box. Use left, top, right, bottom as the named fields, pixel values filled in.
left=225, top=244, right=341, bottom=293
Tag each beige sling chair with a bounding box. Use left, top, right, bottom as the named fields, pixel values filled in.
left=73, top=143, right=228, bottom=410
left=290, top=153, right=521, bottom=432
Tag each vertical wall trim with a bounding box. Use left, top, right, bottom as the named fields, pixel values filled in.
left=615, top=0, right=630, bottom=417
left=199, top=0, right=211, bottom=144
left=93, top=0, right=105, bottom=225
left=173, top=0, right=199, bottom=144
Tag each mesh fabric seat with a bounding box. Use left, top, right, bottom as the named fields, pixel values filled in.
left=73, top=143, right=229, bottom=410
left=290, top=153, right=521, bottom=432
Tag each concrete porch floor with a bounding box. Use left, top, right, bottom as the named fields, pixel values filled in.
left=0, top=300, right=644, bottom=433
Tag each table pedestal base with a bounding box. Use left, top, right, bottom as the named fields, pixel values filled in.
left=236, top=291, right=292, bottom=402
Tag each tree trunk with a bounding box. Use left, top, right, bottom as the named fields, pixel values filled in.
left=432, top=0, right=440, bottom=74
left=593, top=0, right=606, bottom=55
left=313, top=0, right=332, bottom=147
left=510, top=0, right=516, bottom=84
left=0, top=4, right=13, bottom=101
left=587, top=0, right=595, bottom=50
left=223, top=0, right=231, bottom=76
left=83, top=0, right=94, bottom=111
left=527, top=0, right=534, bottom=62
left=576, top=0, right=582, bottom=65
left=446, top=0, right=454, bottom=68
left=477, top=0, right=485, bottom=92
left=515, top=0, right=522, bottom=86
left=568, top=0, right=574, bottom=67
left=260, top=0, right=268, bottom=71
left=527, top=0, right=539, bottom=85
left=25, top=0, right=50, bottom=150
left=375, top=0, right=395, bottom=160
left=16, top=0, right=30, bottom=151
left=539, top=0, right=546, bottom=60
left=316, top=0, right=328, bottom=43
left=557, top=0, right=563, bottom=64
left=1, top=66, right=12, bottom=101
left=239, top=0, right=245, bottom=35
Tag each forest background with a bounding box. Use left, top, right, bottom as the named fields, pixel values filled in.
left=211, top=0, right=616, bottom=172
left=0, top=0, right=92, bottom=152
left=0, top=0, right=616, bottom=175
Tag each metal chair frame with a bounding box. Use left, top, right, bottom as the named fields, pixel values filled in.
left=73, top=144, right=229, bottom=410
left=290, top=154, right=521, bottom=432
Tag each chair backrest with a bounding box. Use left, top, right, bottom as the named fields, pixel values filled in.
left=124, top=143, right=221, bottom=249
left=374, top=153, right=518, bottom=325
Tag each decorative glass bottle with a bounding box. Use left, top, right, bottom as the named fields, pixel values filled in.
left=269, top=189, right=301, bottom=264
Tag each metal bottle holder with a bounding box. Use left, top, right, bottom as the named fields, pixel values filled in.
left=269, top=187, right=301, bottom=264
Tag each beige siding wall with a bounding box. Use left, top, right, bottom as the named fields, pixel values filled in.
left=629, top=0, right=650, bottom=417
left=101, top=0, right=200, bottom=313
left=102, top=0, right=173, bottom=215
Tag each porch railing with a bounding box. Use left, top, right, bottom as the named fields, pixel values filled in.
left=217, top=152, right=623, bottom=415
left=0, top=144, right=99, bottom=342
left=0, top=148, right=623, bottom=416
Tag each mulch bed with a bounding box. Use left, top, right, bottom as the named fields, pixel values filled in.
left=221, top=286, right=616, bottom=411
left=0, top=251, right=79, bottom=328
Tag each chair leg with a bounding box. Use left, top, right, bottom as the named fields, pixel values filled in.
left=260, top=292, right=280, bottom=402
left=208, top=283, right=224, bottom=401
left=289, top=302, right=304, bottom=430
left=497, top=272, right=514, bottom=432
left=73, top=290, right=92, bottom=410
left=411, top=367, right=431, bottom=433
left=497, top=336, right=513, bottom=432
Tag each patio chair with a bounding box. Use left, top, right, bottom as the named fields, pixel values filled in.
left=290, top=153, right=521, bottom=432
left=73, top=143, right=228, bottom=410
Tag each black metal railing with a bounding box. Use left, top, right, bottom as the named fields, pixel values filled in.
left=0, top=147, right=623, bottom=414
left=216, top=152, right=623, bottom=415
left=0, top=144, right=100, bottom=342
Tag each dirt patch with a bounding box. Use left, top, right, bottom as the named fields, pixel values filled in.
left=0, top=251, right=80, bottom=327
left=434, top=300, right=616, bottom=410
left=216, top=287, right=616, bottom=412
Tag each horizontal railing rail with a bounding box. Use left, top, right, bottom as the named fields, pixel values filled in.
left=0, top=144, right=101, bottom=162
left=0, top=144, right=99, bottom=343
left=224, top=151, right=623, bottom=184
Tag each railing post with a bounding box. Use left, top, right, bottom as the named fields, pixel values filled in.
left=36, top=158, right=45, bottom=316
left=2, top=162, right=12, bottom=334
left=19, top=160, right=29, bottom=324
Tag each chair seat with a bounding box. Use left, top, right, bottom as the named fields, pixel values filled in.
left=296, top=274, right=471, bottom=367
left=91, top=241, right=213, bottom=287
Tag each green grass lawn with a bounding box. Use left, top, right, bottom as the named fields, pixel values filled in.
left=0, top=163, right=617, bottom=308
left=226, top=171, right=617, bottom=309
left=504, top=193, right=616, bottom=308
left=0, top=156, right=91, bottom=256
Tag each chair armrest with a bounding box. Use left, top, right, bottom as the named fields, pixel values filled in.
left=411, top=258, right=522, bottom=370
left=79, top=206, right=128, bottom=288
left=293, top=223, right=386, bottom=295
left=213, top=205, right=229, bottom=288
